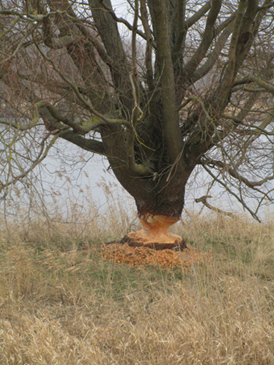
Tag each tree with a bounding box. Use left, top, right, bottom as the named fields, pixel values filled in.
left=1, top=0, right=274, bottom=248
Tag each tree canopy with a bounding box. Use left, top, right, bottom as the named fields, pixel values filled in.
left=1, top=0, right=274, bottom=224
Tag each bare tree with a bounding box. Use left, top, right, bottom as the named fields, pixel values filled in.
left=1, top=0, right=274, bottom=248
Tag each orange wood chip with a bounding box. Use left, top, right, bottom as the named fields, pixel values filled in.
left=102, top=243, right=212, bottom=269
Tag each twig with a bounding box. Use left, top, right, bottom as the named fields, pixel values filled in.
left=195, top=195, right=236, bottom=218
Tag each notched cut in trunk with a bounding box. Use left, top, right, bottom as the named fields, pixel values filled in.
left=121, top=213, right=186, bottom=250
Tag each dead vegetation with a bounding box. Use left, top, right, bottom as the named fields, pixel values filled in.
left=0, top=205, right=274, bottom=364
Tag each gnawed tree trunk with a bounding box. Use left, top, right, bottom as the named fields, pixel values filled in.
left=100, top=125, right=191, bottom=250
left=122, top=214, right=186, bottom=250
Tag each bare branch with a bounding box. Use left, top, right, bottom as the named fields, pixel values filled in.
left=140, top=0, right=154, bottom=92
left=96, top=0, right=148, bottom=42
left=191, top=24, right=234, bottom=84
left=183, top=0, right=222, bottom=80
left=0, top=133, right=58, bottom=200
left=215, top=0, right=249, bottom=109
left=59, top=131, right=105, bottom=155
left=233, top=76, right=274, bottom=94
left=201, top=163, right=262, bottom=222
left=152, top=0, right=182, bottom=163
left=37, top=100, right=130, bottom=133
left=195, top=195, right=236, bottom=218
left=185, top=2, right=211, bottom=28
left=201, top=157, right=274, bottom=189
left=172, top=0, right=186, bottom=58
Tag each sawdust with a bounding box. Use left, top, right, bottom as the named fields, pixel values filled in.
left=102, top=243, right=213, bottom=269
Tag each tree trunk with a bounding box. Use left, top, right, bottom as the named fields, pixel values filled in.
left=126, top=174, right=187, bottom=250
left=100, top=124, right=191, bottom=250
left=122, top=212, right=186, bottom=250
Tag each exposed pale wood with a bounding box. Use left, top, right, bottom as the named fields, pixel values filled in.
left=122, top=213, right=186, bottom=250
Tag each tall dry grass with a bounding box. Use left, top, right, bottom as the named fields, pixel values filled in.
left=0, top=196, right=273, bottom=364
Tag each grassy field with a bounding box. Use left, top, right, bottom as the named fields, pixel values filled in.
left=0, top=207, right=273, bottom=364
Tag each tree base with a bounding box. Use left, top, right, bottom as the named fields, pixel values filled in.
left=121, top=235, right=186, bottom=250
left=121, top=214, right=186, bottom=251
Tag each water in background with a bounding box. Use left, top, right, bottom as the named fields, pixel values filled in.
left=1, top=139, right=273, bottom=226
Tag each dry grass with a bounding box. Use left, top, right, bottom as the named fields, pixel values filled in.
left=0, top=207, right=274, bottom=364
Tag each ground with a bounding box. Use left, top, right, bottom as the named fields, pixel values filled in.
left=0, top=211, right=273, bottom=364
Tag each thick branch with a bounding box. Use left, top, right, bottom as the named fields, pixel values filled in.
left=191, top=24, right=234, bottom=84
left=140, top=0, right=154, bottom=93
left=215, top=0, right=248, bottom=109
left=233, top=76, right=274, bottom=94
left=183, top=0, right=222, bottom=81
left=152, top=0, right=182, bottom=163
left=37, top=101, right=130, bottom=134
left=59, top=131, right=105, bottom=155
left=234, top=0, right=259, bottom=73
left=88, top=0, right=133, bottom=113
left=185, top=2, right=211, bottom=28
left=39, top=102, right=152, bottom=175
left=172, top=0, right=186, bottom=58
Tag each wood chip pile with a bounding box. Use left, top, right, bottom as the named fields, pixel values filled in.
left=102, top=243, right=212, bottom=269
